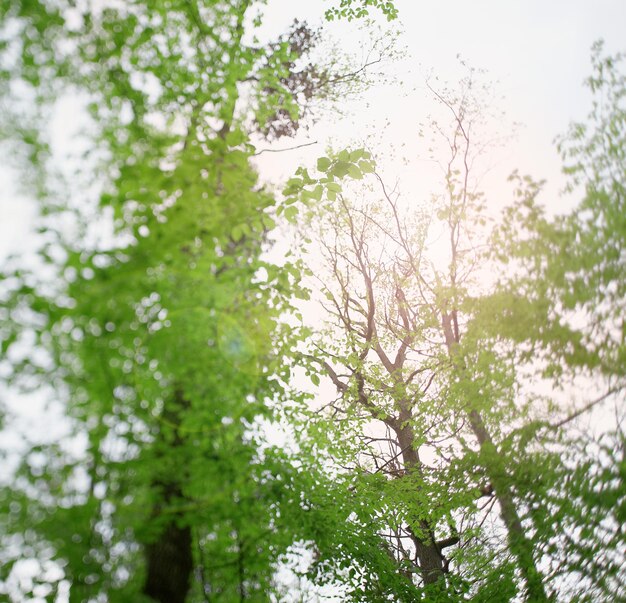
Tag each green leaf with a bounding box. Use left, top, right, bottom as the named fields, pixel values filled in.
left=359, top=159, right=375, bottom=173
left=332, top=160, right=352, bottom=178
left=317, top=156, right=332, bottom=172
left=284, top=205, right=299, bottom=223
left=349, top=148, right=365, bottom=161
left=231, top=224, right=243, bottom=241
left=347, top=164, right=363, bottom=179
left=310, top=185, right=323, bottom=201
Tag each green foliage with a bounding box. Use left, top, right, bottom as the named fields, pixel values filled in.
left=284, top=52, right=626, bottom=601
left=0, top=0, right=624, bottom=599
left=554, top=42, right=626, bottom=376
left=0, top=1, right=339, bottom=601
left=325, top=0, right=400, bottom=22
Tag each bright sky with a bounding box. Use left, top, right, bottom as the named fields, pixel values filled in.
left=253, top=0, right=626, bottom=214
left=2, top=0, right=626, bottom=259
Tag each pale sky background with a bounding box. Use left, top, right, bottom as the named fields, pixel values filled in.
left=253, top=0, right=626, bottom=215
left=1, top=1, right=625, bottom=600
left=2, top=0, right=626, bottom=257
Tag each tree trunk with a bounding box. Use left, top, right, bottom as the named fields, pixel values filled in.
left=143, top=485, right=193, bottom=603
left=443, top=312, right=549, bottom=601
left=142, top=389, right=194, bottom=603
left=393, top=420, right=448, bottom=585
left=468, top=410, right=549, bottom=602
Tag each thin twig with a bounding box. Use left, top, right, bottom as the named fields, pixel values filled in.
left=549, top=387, right=622, bottom=429
left=253, top=140, right=317, bottom=156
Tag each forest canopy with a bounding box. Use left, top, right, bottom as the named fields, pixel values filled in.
left=0, top=1, right=624, bottom=602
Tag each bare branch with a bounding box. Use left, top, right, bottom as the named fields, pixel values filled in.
left=253, top=140, right=317, bottom=156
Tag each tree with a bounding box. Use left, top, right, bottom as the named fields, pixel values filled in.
left=555, top=41, right=626, bottom=378
left=492, top=41, right=626, bottom=601
left=0, top=1, right=399, bottom=601
left=285, top=59, right=625, bottom=601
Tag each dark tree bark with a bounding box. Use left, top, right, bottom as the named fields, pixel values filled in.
left=143, top=489, right=193, bottom=603
left=142, top=389, right=194, bottom=603
left=392, top=419, right=448, bottom=585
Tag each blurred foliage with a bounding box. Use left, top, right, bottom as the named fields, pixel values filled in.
left=0, top=0, right=400, bottom=601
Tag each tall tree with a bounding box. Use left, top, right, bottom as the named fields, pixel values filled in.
left=286, top=61, right=624, bottom=601
left=0, top=1, right=399, bottom=601
left=555, top=41, right=626, bottom=378
left=489, top=41, right=626, bottom=601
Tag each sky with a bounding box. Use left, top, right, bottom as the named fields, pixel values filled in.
left=2, top=0, right=626, bottom=258
left=252, top=0, right=626, bottom=216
